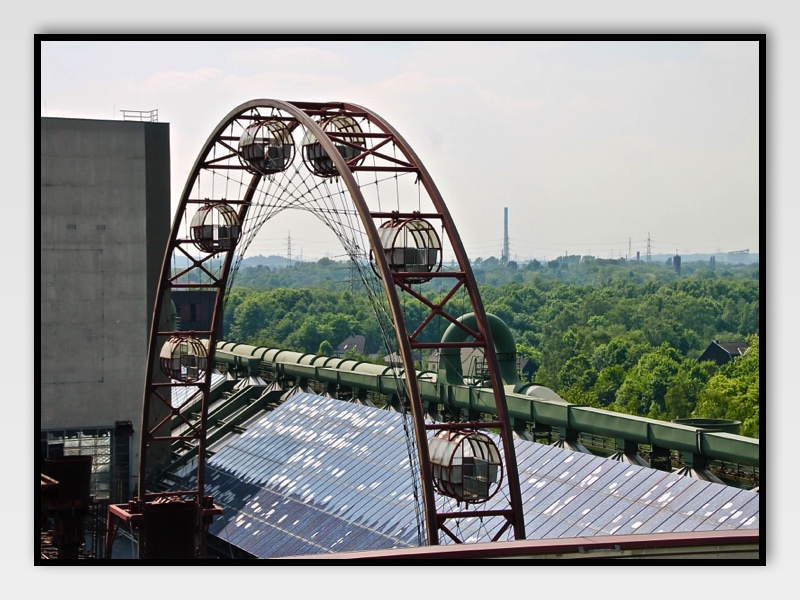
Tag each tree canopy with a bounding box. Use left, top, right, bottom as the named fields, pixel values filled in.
left=222, top=255, right=760, bottom=437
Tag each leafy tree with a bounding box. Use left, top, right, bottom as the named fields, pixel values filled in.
left=221, top=255, right=759, bottom=430
left=516, top=342, right=542, bottom=383
left=663, top=361, right=714, bottom=421
left=612, top=344, right=683, bottom=419
left=693, top=334, right=759, bottom=437
left=591, top=335, right=648, bottom=371
left=592, top=365, right=626, bottom=407
left=525, top=259, right=541, bottom=271
left=558, top=354, right=596, bottom=391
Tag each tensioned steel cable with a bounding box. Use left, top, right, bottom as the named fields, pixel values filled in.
left=330, top=174, right=426, bottom=546
left=202, top=111, right=427, bottom=544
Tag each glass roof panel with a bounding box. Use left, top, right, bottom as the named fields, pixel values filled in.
left=171, top=391, right=759, bottom=558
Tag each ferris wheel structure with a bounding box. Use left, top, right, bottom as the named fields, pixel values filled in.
left=106, top=99, right=526, bottom=558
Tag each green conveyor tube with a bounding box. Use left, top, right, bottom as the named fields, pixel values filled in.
left=438, top=312, right=524, bottom=392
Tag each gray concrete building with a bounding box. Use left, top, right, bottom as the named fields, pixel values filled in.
left=40, top=116, right=171, bottom=501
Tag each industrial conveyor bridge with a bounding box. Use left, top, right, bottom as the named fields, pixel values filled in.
left=210, top=336, right=759, bottom=486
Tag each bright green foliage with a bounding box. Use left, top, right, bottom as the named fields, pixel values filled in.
left=559, top=354, right=596, bottom=391
left=592, top=365, right=626, bottom=407
left=224, top=257, right=759, bottom=433
left=693, top=334, right=760, bottom=437
left=515, top=342, right=542, bottom=384
left=612, top=344, right=684, bottom=418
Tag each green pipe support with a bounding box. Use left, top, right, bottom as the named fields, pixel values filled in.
left=213, top=339, right=759, bottom=468
left=570, top=406, right=652, bottom=443
left=437, top=312, right=524, bottom=392
left=698, top=431, right=759, bottom=465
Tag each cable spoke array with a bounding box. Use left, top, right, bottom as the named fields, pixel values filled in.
left=108, top=100, right=525, bottom=559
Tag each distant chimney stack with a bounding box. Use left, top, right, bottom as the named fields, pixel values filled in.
left=501, top=207, right=509, bottom=264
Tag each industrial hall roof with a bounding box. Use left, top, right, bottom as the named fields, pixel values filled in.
left=169, top=392, right=760, bottom=559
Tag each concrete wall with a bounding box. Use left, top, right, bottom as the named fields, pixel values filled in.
left=40, top=117, right=170, bottom=496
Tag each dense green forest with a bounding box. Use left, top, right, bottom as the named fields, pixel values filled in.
left=222, top=255, right=760, bottom=437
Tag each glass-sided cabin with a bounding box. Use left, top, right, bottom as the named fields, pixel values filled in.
left=377, top=218, right=442, bottom=283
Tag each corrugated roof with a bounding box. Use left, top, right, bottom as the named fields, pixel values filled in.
left=188, top=392, right=758, bottom=558
left=171, top=371, right=226, bottom=408
left=200, top=393, right=423, bottom=557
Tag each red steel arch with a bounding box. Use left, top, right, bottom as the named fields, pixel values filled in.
left=107, top=99, right=525, bottom=557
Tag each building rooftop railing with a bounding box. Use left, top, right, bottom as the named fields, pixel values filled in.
left=120, top=109, right=158, bottom=122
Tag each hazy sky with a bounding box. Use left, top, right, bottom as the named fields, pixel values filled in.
left=25, top=5, right=788, bottom=586
left=39, top=39, right=760, bottom=261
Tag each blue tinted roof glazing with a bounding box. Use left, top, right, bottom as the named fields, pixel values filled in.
left=188, top=392, right=758, bottom=558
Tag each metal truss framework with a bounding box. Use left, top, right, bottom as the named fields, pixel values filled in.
left=105, top=100, right=526, bottom=557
